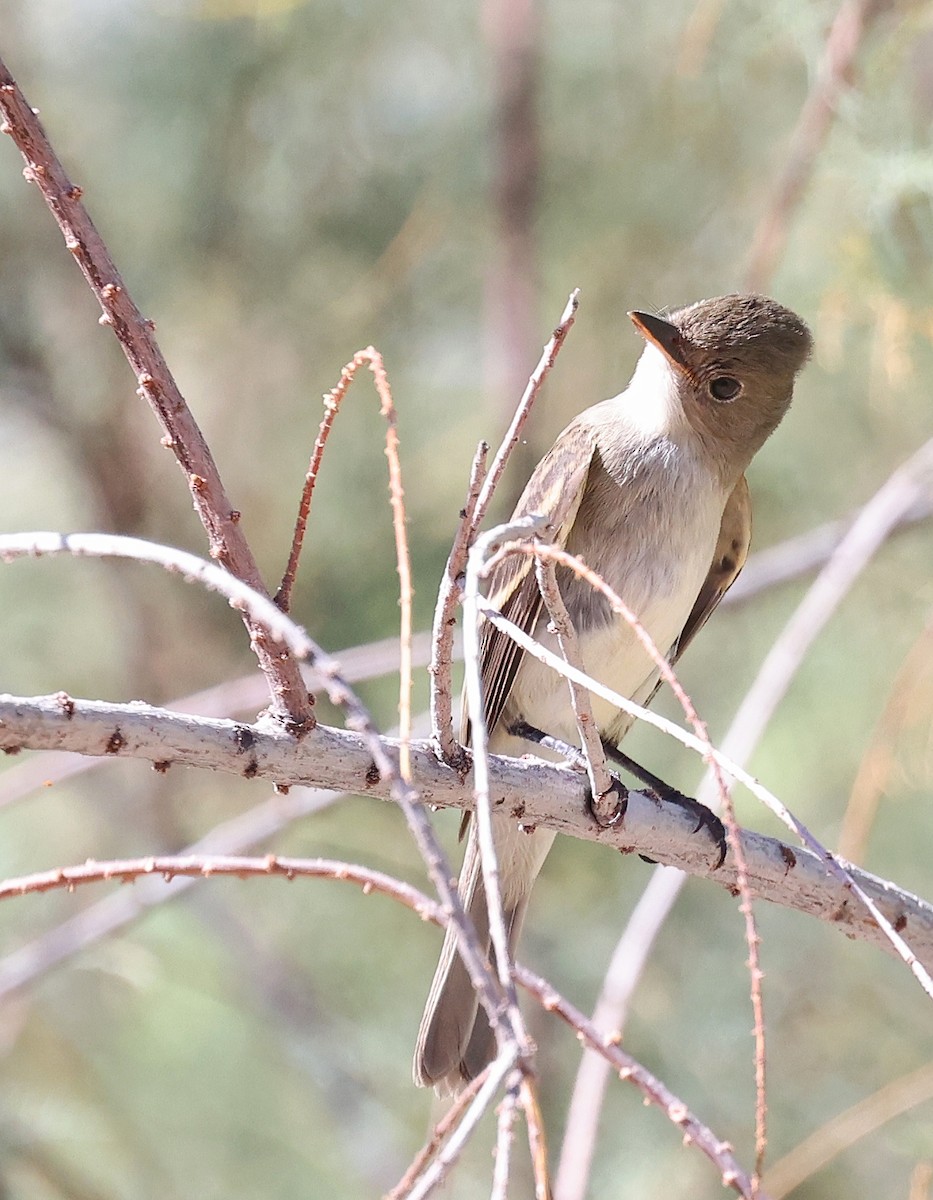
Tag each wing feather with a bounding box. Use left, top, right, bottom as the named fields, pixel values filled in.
left=461, top=425, right=597, bottom=746
left=672, top=473, right=751, bottom=666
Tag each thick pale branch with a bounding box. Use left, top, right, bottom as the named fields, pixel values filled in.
left=2, top=691, right=931, bottom=970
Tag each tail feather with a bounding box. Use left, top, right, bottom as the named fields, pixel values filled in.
left=413, top=822, right=549, bottom=1093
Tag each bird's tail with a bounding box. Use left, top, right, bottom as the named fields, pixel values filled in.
left=413, top=829, right=531, bottom=1094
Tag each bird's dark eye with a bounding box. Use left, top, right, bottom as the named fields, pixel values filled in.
left=709, top=376, right=742, bottom=402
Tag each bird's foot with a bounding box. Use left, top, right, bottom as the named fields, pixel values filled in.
left=601, top=741, right=727, bottom=869
left=508, top=720, right=628, bottom=829
left=587, top=775, right=628, bottom=829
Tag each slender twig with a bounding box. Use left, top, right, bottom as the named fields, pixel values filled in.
left=470, top=289, right=579, bottom=537
left=515, top=963, right=765, bottom=1200
left=0, top=58, right=313, bottom=728
left=404, top=1050, right=520, bottom=1200
left=384, top=1068, right=490, bottom=1200
left=0, top=786, right=342, bottom=1000
left=0, top=853, right=443, bottom=910
left=491, top=1077, right=521, bottom=1200
left=273, top=347, right=414, bottom=778
left=429, top=440, right=488, bottom=764
left=521, top=1076, right=552, bottom=1200
left=274, top=366, right=352, bottom=612
left=743, top=0, right=894, bottom=292
left=533, top=555, right=615, bottom=818
left=463, top=519, right=549, bottom=1036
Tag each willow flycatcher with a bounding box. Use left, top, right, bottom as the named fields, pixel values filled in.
left=414, top=293, right=813, bottom=1092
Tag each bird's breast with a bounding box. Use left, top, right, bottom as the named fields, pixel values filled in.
left=504, top=437, right=727, bottom=745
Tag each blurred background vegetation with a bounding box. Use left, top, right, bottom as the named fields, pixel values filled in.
left=1, top=0, right=933, bottom=1196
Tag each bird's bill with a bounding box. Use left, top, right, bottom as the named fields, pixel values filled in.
left=628, top=310, right=691, bottom=374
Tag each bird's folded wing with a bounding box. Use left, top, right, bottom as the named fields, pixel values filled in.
left=671, top=472, right=752, bottom=666
left=460, top=428, right=598, bottom=748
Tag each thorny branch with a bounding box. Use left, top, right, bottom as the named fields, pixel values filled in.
left=0, top=56, right=313, bottom=729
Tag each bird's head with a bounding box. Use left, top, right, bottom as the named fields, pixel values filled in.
left=628, top=293, right=812, bottom=475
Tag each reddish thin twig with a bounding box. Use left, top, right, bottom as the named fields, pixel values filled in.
left=521, top=1075, right=551, bottom=1200
left=275, top=375, right=349, bottom=612
left=534, top=555, right=615, bottom=819
left=515, top=963, right=764, bottom=1199
left=470, top=288, right=579, bottom=537
left=743, top=0, right=893, bottom=293
left=366, top=348, right=415, bottom=781
left=0, top=853, right=444, bottom=912
left=272, top=348, right=414, bottom=775
left=0, top=58, right=313, bottom=729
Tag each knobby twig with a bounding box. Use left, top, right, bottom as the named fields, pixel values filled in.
left=274, top=346, right=415, bottom=774
left=743, top=0, right=894, bottom=292
left=555, top=327, right=933, bottom=1200
left=0, top=853, right=438, bottom=908
left=0, top=786, right=342, bottom=1000
left=429, top=440, right=488, bottom=764
left=274, top=364, right=349, bottom=612
left=0, top=57, right=313, bottom=728
left=521, top=1076, right=551, bottom=1200
left=469, top=289, right=579, bottom=537
left=515, top=963, right=765, bottom=1199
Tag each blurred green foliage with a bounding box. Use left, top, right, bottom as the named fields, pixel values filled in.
left=1, top=0, right=933, bottom=1196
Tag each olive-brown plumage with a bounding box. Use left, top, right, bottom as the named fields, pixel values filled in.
left=414, top=294, right=812, bottom=1092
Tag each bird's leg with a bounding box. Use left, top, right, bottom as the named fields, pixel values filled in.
left=507, top=720, right=627, bottom=829
left=601, top=740, right=727, bottom=869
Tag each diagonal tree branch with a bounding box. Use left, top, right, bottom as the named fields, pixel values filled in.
left=0, top=57, right=313, bottom=729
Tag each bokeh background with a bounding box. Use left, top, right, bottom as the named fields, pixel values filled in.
left=1, top=0, right=933, bottom=1196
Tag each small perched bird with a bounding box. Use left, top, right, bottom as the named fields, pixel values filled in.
left=414, top=293, right=812, bottom=1093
